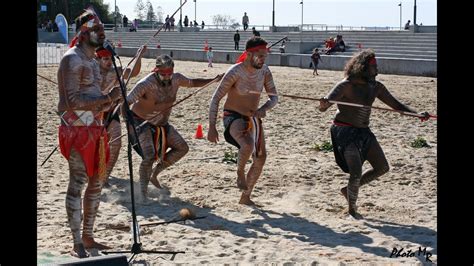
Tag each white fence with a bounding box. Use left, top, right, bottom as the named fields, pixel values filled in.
left=37, top=43, right=68, bottom=66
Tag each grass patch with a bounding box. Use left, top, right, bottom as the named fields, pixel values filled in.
left=312, top=140, right=333, bottom=152
left=410, top=136, right=431, bottom=148
left=222, top=149, right=238, bottom=164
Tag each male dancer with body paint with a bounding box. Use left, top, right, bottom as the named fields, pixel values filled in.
left=318, top=49, right=430, bottom=219
left=57, top=9, right=122, bottom=257
left=124, top=54, right=222, bottom=200
left=95, top=44, right=147, bottom=184
left=207, top=37, right=278, bottom=206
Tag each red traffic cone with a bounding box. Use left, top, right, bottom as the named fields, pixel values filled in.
left=194, top=124, right=204, bottom=139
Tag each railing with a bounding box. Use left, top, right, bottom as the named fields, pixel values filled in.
left=103, top=23, right=276, bottom=32
left=37, top=43, right=68, bottom=66
left=289, top=24, right=404, bottom=32
left=103, top=23, right=407, bottom=32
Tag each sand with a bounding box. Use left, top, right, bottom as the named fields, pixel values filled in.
left=37, top=57, right=437, bottom=265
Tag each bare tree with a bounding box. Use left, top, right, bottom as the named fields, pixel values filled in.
left=212, top=14, right=233, bottom=29
left=134, top=0, right=145, bottom=20
left=156, top=6, right=164, bottom=24
left=112, top=5, right=123, bottom=25
left=145, top=0, right=156, bottom=23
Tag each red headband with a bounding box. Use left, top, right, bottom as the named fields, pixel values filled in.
left=368, top=57, right=377, bottom=65
left=79, top=15, right=102, bottom=33
left=69, top=13, right=102, bottom=48
left=236, top=44, right=269, bottom=63
left=153, top=67, right=174, bottom=75
left=246, top=44, right=269, bottom=52
left=96, top=49, right=112, bottom=58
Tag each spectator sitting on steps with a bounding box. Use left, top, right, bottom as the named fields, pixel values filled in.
left=326, top=35, right=346, bottom=55
left=404, top=20, right=411, bottom=30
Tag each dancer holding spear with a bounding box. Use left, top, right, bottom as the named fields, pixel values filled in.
left=318, top=49, right=432, bottom=219
left=123, top=54, right=222, bottom=200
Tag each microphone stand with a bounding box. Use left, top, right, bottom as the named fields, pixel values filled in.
left=101, top=49, right=184, bottom=263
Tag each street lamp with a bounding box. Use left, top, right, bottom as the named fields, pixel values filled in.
left=114, top=0, right=117, bottom=31
left=272, top=0, right=275, bottom=29
left=194, top=0, right=196, bottom=23
left=180, top=0, right=183, bottom=31
left=398, top=2, right=402, bottom=30
left=413, top=0, right=417, bottom=25
left=300, top=0, right=303, bottom=32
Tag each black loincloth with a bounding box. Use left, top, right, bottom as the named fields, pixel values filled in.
left=223, top=109, right=249, bottom=149
left=330, top=121, right=376, bottom=173
left=128, top=112, right=168, bottom=160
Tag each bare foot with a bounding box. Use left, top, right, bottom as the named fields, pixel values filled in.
left=239, top=194, right=255, bottom=205
left=82, top=236, right=112, bottom=250
left=150, top=176, right=163, bottom=189
left=71, top=243, right=89, bottom=258
left=340, top=187, right=348, bottom=202
left=103, top=180, right=111, bottom=188
left=348, top=208, right=363, bottom=220
left=237, top=175, right=248, bottom=190
left=140, top=190, right=149, bottom=203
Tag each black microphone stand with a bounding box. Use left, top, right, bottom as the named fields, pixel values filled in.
left=101, top=50, right=184, bottom=263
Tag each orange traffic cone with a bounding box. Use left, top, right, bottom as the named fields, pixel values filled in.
left=194, top=124, right=204, bottom=139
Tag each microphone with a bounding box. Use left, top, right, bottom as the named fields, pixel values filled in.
left=103, top=40, right=119, bottom=58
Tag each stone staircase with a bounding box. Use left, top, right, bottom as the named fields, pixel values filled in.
left=102, top=30, right=437, bottom=61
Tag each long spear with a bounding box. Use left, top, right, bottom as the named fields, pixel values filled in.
left=96, top=216, right=206, bottom=232
left=268, top=36, right=289, bottom=49
left=247, top=90, right=437, bottom=119
left=121, top=0, right=188, bottom=88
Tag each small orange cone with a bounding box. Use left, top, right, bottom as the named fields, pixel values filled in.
left=194, top=124, right=204, bottom=139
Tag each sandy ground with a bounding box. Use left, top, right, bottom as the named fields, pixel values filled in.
left=37, top=57, right=437, bottom=265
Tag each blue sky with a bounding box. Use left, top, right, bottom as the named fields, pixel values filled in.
left=103, top=0, right=436, bottom=28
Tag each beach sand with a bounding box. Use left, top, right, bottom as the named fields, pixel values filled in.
left=37, top=58, right=437, bottom=265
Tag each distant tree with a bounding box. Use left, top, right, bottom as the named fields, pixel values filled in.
left=145, top=1, right=156, bottom=23
left=134, top=0, right=145, bottom=21
left=38, top=0, right=113, bottom=26
left=230, top=21, right=240, bottom=30
left=112, top=5, right=123, bottom=26
left=84, top=1, right=113, bottom=24
left=156, top=6, right=164, bottom=24
left=212, top=14, right=232, bottom=29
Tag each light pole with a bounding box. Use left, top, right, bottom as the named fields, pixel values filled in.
left=272, top=0, right=275, bottom=30
left=114, top=0, right=117, bottom=31
left=399, top=2, right=402, bottom=30
left=194, top=0, right=196, bottom=23
left=300, top=0, right=303, bottom=32
left=413, top=0, right=417, bottom=25
left=180, top=0, right=183, bottom=31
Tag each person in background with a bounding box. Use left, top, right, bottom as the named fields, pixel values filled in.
left=207, top=47, right=214, bottom=67
left=311, top=48, right=322, bottom=76
left=234, top=30, right=241, bottom=50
